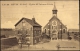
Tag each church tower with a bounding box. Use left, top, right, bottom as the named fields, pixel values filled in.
left=52, top=2, right=58, bottom=17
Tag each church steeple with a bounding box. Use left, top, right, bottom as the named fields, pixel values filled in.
left=52, top=2, right=58, bottom=17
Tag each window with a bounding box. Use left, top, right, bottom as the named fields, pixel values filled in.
left=22, top=20, right=26, bottom=26
left=45, top=29, right=46, bottom=33
left=52, top=21, right=57, bottom=26
left=34, top=31, right=37, bottom=36
left=35, top=31, right=36, bottom=34
left=22, top=22, right=26, bottom=26
left=31, top=27, right=32, bottom=31
left=53, top=26, right=57, bottom=30
left=39, top=31, right=41, bottom=34
left=35, top=40, right=37, bottom=43
left=48, top=30, right=50, bottom=34
left=52, top=30, right=56, bottom=33
left=18, top=30, right=21, bottom=34
left=53, top=11, right=57, bottom=14
left=36, top=31, right=38, bottom=36
left=26, top=30, right=27, bottom=34
left=39, top=38, right=41, bottom=41
left=53, top=21, right=56, bottom=25
left=52, top=26, right=53, bottom=29
left=63, top=29, right=65, bottom=33
left=18, top=31, right=19, bottom=34
left=26, top=37, right=30, bottom=41
left=38, top=30, right=41, bottom=35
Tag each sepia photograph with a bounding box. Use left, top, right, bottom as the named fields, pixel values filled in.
left=1, top=0, right=79, bottom=51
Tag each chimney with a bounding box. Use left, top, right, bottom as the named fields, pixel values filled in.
left=32, top=17, right=36, bottom=23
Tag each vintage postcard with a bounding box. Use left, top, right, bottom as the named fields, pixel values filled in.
left=1, top=0, right=79, bottom=51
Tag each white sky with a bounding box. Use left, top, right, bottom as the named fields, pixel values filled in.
left=1, top=1, right=79, bottom=29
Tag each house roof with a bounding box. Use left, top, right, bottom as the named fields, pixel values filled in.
left=68, top=29, right=79, bottom=32
left=15, top=17, right=42, bottom=27
left=0, top=28, right=13, bottom=31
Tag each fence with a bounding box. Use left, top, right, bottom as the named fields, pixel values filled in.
left=74, top=36, right=80, bottom=41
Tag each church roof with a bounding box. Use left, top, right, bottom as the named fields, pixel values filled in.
left=49, top=16, right=60, bottom=21
left=48, top=16, right=67, bottom=28
left=15, top=17, right=42, bottom=27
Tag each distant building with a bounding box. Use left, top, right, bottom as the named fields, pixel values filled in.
left=1, top=28, right=15, bottom=38
left=15, top=17, right=42, bottom=45
left=68, top=29, right=79, bottom=37
left=43, top=3, right=67, bottom=40
left=68, top=29, right=80, bottom=41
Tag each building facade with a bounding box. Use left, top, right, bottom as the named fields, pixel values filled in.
left=15, top=17, right=42, bottom=45
left=43, top=3, right=67, bottom=40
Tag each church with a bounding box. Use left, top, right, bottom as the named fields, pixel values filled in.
left=43, top=3, right=68, bottom=40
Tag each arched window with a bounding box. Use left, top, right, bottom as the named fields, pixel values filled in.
left=63, top=29, right=65, bottom=33
left=45, top=29, right=46, bottom=33
left=53, top=26, right=57, bottom=30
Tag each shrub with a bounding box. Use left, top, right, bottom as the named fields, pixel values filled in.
left=1, top=37, right=18, bottom=46
left=68, top=37, right=72, bottom=40
left=1, top=35, right=6, bottom=38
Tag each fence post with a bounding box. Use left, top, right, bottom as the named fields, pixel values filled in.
left=56, top=43, right=60, bottom=51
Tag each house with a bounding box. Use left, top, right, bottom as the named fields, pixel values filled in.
left=15, top=17, right=42, bottom=45
left=43, top=3, right=67, bottom=40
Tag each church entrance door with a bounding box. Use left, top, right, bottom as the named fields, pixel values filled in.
left=51, top=30, right=58, bottom=40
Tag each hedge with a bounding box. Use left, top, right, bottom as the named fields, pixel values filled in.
left=1, top=37, right=18, bottom=49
